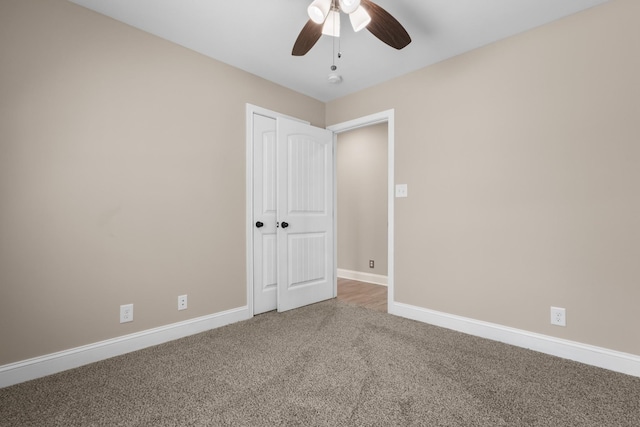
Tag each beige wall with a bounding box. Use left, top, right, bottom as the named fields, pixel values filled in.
left=337, top=123, right=388, bottom=275
left=2, top=0, right=638, bottom=368
left=328, top=0, right=640, bottom=355
left=0, top=0, right=324, bottom=365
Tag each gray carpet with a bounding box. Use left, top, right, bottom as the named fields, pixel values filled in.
left=1, top=300, right=639, bottom=426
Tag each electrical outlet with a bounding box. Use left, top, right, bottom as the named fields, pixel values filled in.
left=120, top=304, right=133, bottom=323
left=369, top=260, right=375, bottom=268
left=550, top=306, right=566, bottom=326
left=178, top=294, right=187, bottom=311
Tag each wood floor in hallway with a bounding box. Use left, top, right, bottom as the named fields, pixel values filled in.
left=337, top=278, right=387, bottom=313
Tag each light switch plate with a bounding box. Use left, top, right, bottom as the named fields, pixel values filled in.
left=395, top=184, right=408, bottom=198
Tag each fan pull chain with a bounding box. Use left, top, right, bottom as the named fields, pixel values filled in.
left=331, top=21, right=337, bottom=71
left=330, top=15, right=341, bottom=72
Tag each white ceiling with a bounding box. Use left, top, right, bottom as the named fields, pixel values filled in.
left=69, top=0, right=609, bottom=102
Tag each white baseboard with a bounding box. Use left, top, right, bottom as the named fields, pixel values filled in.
left=337, top=268, right=388, bottom=286
left=390, top=301, right=640, bottom=378
left=5, top=301, right=638, bottom=389
left=0, top=306, right=252, bottom=389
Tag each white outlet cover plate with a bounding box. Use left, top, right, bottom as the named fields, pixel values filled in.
left=120, top=304, right=133, bottom=323
left=550, top=306, right=566, bottom=326
left=178, top=295, right=188, bottom=310
left=395, top=184, right=408, bottom=198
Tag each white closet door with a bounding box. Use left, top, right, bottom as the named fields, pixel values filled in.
left=252, top=114, right=278, bottom=314
left=276, top=117, right=334, bottom=312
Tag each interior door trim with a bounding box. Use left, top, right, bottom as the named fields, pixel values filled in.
left=246, top=105, right=395, bottom=315
left=327, top=109, right=395, bottom=312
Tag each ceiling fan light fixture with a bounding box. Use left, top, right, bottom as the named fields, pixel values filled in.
left=293, top=0, right=411, bottom=56
left=338, top=0, right=360, bottom=14
left=307, top=0, right=331, bottom=24
left=322, top=10, right=341, bottom=37
left=349, top=5, right=371, bottom=32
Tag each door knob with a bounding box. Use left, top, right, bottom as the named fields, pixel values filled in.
left=255, top=221, right=264, bottom=228
left=281, top=221, right=289, bottom=229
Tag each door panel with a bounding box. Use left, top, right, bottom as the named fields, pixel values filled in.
left=253, top=114, right=278, bottom=314
left=277, top=118, right=334, bottom=312
left=288, top=232, right=327, bottom=288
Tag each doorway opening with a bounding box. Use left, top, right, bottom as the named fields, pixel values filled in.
left=336, top=122, right=388, bottom=286
left=246, top=105, right=395, bottom=316
left=335, top=122, right=389, bottom=312
left=328, top=110, right=395, bottom=314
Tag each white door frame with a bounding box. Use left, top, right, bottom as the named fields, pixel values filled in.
left=328, top=110, right=395, bottom=311
left=247, top=105, right=395, bottom=314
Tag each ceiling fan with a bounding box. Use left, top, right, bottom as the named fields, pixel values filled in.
left=292, top=0, right=411, bottom=56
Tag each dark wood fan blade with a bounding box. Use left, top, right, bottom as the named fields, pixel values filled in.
left=362, top=0, right=411, bottom=50
left=292, top=19, right=323, bottom=56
